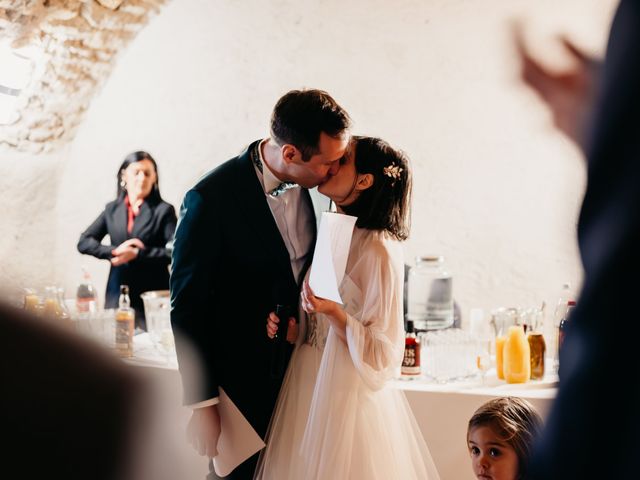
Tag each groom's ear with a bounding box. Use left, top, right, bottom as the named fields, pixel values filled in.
left=281, top=144, right=300, bottom=165
left=356, top=173, right=374, bottom=192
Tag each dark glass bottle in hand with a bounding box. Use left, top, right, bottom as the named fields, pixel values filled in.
left=270, top=304, right=295, bottom=379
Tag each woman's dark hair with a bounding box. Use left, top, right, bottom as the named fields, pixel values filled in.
left=270, top=89, right=351, bottom=161
left=341, top=136, right=412, bottom=241
left=467, top=397, right=544, bottom=480
left=116, top=151, right=162, bottom=202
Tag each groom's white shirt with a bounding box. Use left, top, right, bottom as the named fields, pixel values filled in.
left=190, top=140, right=325, bottom=409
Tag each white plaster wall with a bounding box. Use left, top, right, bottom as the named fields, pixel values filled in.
left=0, top=148, right=66, bottom=301
left=4, top=0, right=618, bottom=333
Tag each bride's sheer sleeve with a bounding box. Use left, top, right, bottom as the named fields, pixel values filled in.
left=343, top=237, right=405, bottom=391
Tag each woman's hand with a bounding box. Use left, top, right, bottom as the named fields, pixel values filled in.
left=301, top=280, right=348, bottom=340
left=111, top=238, right=145, bottom=266
left=266, top=312, right=298, bottom=343
left=301, top=280, right=339, bottom=317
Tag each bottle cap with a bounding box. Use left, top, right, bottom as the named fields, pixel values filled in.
left=120, top=285, right=129, bottom=295
left=406, top=320, right=415, bottom=332
left=416, top=255, right=444, bottom=264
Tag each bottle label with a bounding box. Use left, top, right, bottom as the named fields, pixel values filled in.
left=115, top=310, right=134, bottom=357
left=402, top=343, right=421, bottom=375
left=76, top=297, right=96, bottom=314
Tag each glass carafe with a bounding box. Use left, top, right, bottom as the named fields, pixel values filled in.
left=407, top=255, right=453, bottom=331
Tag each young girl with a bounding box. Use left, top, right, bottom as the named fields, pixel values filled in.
left=258, top=136, right=440, bottom=479
left=467, top=397, right=543, bottom=480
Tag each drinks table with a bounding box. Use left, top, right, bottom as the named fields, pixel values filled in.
left=127, top=334, right=556, bottom=480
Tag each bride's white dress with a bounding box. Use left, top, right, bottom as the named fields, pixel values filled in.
left=254, top=228, right=440, bottom=480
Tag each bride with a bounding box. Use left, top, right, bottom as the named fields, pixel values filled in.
left=256, top=136, right=440, bottom=479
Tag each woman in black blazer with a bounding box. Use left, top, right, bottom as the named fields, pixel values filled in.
left=78, top=151, right=177, bottom=330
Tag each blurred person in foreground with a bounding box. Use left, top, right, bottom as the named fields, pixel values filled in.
left=78, top=151, right=177, bottom=330
left=0, top=299, right=207, bottom=480
left=0, top=301, right=147, bottom=480
left=515, top=1, right=640, bottom=477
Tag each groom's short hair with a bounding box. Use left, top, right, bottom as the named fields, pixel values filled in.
left=270, top=89, right=351, bottom=161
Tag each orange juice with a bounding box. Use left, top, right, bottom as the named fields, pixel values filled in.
left=503, top=326, right=531, bottom=383
left=43, top=297, right=61, bottom=318
left=24, top=294, right=39, bottom=312
left=495, top=335, right=506, bottom=380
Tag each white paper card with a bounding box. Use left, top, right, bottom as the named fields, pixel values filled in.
left=309, top=212, right=357, bottom=303
left=212, top=388, right=266, bottom=477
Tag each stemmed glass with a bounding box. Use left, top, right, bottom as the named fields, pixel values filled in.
left=476, top=340, right=492, bottom=386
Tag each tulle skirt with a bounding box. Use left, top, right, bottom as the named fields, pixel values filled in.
left=255, top=331, right=440, bottom=480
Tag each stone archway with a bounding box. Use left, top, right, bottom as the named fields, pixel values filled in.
left=0, top=0, right=167, bottom=153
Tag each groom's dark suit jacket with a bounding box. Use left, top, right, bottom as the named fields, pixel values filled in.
left=170, top=141, right=316, bottom=448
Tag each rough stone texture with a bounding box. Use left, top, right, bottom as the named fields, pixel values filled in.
left=0, top=0, right=166, bottom=153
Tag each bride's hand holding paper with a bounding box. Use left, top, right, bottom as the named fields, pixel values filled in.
left=301, top=279, right=340, bottom=317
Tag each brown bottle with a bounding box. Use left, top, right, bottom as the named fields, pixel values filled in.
left=558, top=300, right=576, bottom=352
left=528, top=332, right=546, bottom=380
left=402, top=320, right=421, bottom=377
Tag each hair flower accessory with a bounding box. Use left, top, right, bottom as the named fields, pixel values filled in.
left=383, top=163, right=403, bottom=184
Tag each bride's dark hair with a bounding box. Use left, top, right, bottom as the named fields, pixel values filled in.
left=340, top=136, right=412, bottom=241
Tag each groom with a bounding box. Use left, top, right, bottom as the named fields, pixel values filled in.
left=170, top=89, right=351, bottom=479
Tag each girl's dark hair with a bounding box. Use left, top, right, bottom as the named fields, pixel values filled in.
left=341, top=136, right=412, bottom=241
left=270, top=89, right=351, bottom=161
left=467, top=397, right=544, bottom=480
left=116, top=151, right=162, bottom=202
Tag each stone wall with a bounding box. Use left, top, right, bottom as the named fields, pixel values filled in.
left=0, top=0, right=165, bottom=152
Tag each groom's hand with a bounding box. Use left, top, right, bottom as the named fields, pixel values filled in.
left=267, top=312, right=297, bottom=344
left=187, top=405, right=221, bottom=458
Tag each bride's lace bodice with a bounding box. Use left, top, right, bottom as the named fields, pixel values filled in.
left=304, top=312, right=329, bottom=350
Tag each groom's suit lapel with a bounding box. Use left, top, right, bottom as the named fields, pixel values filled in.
left=229, top=143, right=297, bottom=288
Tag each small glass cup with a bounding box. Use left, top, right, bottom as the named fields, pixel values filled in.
left=23, top=288, right=40, bottom=312
left=476, top=339, right=492, bottom=386
left=101, top=309, right=117, bottom=349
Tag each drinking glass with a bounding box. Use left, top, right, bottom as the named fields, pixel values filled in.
left=141, top=290, right=176, bottom=363
left=476, top=340, right=492, bottom=386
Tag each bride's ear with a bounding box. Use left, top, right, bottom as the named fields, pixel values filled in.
left=355, top=173, right=374, bottom=192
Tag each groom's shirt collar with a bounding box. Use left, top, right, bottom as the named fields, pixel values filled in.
left=252, top=139, right=298, bottom=196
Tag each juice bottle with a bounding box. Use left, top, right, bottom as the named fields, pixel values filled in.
left=503, top=325, right=531, bottom=383
left=495, top=335, right=506, bottom=380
